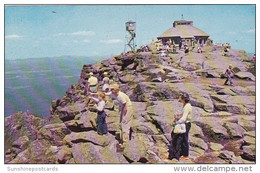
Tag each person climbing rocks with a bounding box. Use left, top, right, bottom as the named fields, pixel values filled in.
left=167, top=93, right=192, bottom=161
left=224, top=64, right=235, bottom=86
left=87, top=72, right=98, bottom=94
left=110, top=83, right=134, bottom=146
left=89, top=92, right=108, bottom=135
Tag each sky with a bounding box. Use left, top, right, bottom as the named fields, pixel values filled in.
left=5, top=5, right=255, bottom=60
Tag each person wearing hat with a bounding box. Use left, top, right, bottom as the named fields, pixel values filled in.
left=87, top=72, right=98, bottom=93
left=224, top=64, right=234, bottom=86
left=102, top=72, right=110, bottom=93
left=110, top=83, right=134, bottom=145
left=167, top=93, right=192, bottom=161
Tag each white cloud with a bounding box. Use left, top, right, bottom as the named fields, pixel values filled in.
left=228, top=31, right=237, bottom=35
left=83, top=39, right=90, bottom=43
left=57, top=33, right=67, bottom=36
left=53, top=31, right=95, bottom=37
left=71, top=31, right=95, bottom=36
left=100, top=39, right=123, bottom=44
left=5, top=34, right=23, bottom=40
left=243, top=29, right=255, bottom=33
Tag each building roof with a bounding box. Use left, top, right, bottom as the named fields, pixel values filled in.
left=158, top=20, right=209, bottom=39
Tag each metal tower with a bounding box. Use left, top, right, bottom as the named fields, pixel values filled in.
left=124, top=20, right=136, bottom=52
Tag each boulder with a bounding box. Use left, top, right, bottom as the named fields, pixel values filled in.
left=244, top=131, right=255, bottom=138
left=123, top=135, right=148, bottom=162
left=190, top=124, right=204, bottom=137
left=118, top=74, right=135, bottom=83
left=235, top=71, right=255, bottom=81
left=152, top=77, right=163, bottom=82
left=57, top=146, right=72, bottom=163
left=146, top=149, right=162, bottom=163
left=241, top=145, right=255, bottom=161
left=10, top=139, right=58, bottom=163
left=219, top=150, right=241, bottom=163
left=189, top=146, right=205, bottom=159
left=230, top=86, right=255, bottom=96
left=132, top=122, right=160, bottom=135
left=242, top=135, right=255, bottom=145
left=214, top=103, right=250, bottom=115
left=146, top=101, right=182, bottom=134
left=63, top=131, right=111, bottom=147
left=216, top=88, right=237, bottom=96
left=209, top=142, right=224, bottom=151
left=224, top=122, right=245, bottom=138
left=126, top=63, right=136, bottom=70
left=71, top=143, right=128, bottom=163
left=151, top=135, right=169, bottom=145
left=189, top=136, right=208, bottom=151
left=11, top=136, right=29, bottom=154
left=195, top=152, right=226, bottom=164
left=5, top=112, right=43, bottom=149
left=38, top=123, right=71, bottom=146
left=196, top=117, right=229, bottom=139
left=237, top=116, right=255, bottom=131
left=79, top=111, right=98, bottom=130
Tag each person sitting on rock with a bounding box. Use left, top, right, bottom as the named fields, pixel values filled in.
left=110, top=83, right=134, bottom=146
left=224, top=64, right=235, bottom=86
left=89, top=92, right=108, bottom=135
left=87, top=72, right=98, bottom=94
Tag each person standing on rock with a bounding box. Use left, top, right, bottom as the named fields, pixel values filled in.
left=87, top=72, right=98, bottom=94
left=177, top=93, right=192, bottom=160
left=102, top=72, right=110, bottom=93
left=167, top=93, right=192, bottom=160
left=224, top=64, right=234, bottom=86
left=110, top=84, right=134, bottom=146
left=90, top=92, right=108, bottom=135
left=179, top=40, right=182, bottom=50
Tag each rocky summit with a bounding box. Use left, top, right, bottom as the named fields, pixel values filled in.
left=5, top=44, right=255, bottom=164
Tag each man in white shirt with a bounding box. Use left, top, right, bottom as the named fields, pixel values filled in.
left=87, top=72, right=98, bottom=93
left=110, top=83, right=133, bottom=145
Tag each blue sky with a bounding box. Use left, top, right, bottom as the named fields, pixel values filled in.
left=5, top=5, right=255, bottom=60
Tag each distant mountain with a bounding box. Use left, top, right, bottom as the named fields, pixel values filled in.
left=5, top=55, right=108, bottom=117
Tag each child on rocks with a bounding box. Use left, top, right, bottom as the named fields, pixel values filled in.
left=89, top=92, right=108, bottom=135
